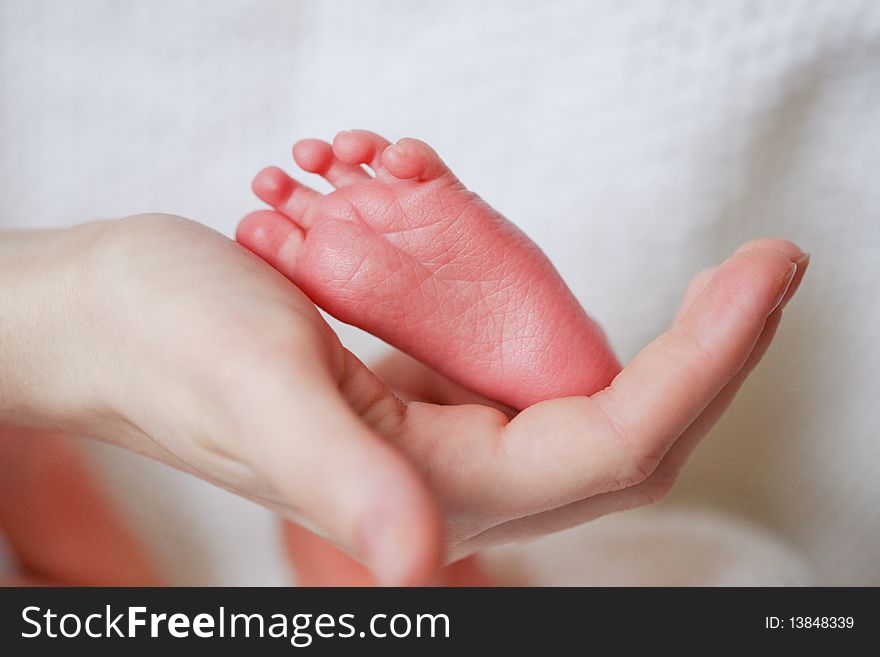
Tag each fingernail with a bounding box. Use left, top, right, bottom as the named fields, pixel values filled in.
left=780, top=252, right=810, bottom=309
left=771, top=262, right=798, bottom=313
left=358, top=512, right=411, bottom=586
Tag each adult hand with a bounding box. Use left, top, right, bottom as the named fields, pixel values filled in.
left=0, top=215, right=806, bottom=583
left=0, top=215, right=441, bottom=585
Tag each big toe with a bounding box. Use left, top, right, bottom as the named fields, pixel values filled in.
left=381, top=137, right=455, bottom=182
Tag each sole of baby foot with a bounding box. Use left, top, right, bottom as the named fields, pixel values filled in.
left=238, top=130, right=620, bottom=409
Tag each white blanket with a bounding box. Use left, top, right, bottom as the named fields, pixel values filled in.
left=1, top=0, right=877, bottom=585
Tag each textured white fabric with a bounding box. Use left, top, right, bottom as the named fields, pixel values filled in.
left=1, top=0, right=877, bottom=585
left=489, top=508, right=812, bottom=586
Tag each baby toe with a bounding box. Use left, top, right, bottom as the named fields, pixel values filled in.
left=382, top=137, right=453, bottom=182
left=332, top=130, right=392, bottom=171
left=237, top=209, right=305, bottom=278
left=252, top=166, right=321, bottom=227
left=294, top=138, right=371, bottom=188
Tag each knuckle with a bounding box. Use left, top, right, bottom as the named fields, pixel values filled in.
left=75, top=214, right=198, bottom=283
left=594, top=397, right=666, bottom=491
left=635, top=476, right=676, bottom=506
left=613, top=443, right=666, bottom=490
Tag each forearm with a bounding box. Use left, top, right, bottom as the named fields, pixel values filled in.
left=0, top=224, right=103, bottom=431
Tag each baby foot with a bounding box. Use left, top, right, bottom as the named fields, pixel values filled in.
left=237, top=130, right=619, bottom=409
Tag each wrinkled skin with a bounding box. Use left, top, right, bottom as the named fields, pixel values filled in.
left=239, top=130, right=621, bottom=409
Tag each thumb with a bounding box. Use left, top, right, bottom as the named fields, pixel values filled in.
left=238, top=359, right=442, bottom=586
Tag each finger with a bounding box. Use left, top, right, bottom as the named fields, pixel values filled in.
left=673, top=267, right=716, bottom=323
left=644, top=308, right=784, bottom=481
left=455, top=248, right=809, bottom=553
left=731, top=238, right=809, bottom=308
left=672, top=238, right=808, bottom=324
left=281, top=520, right=379, bottom=586
left=781, top=252, right=809, bottom=306
left=282, top=517, right=494, bottom=585
left=573, top=245, right=798, bottom=487
left=239, top=348, right=442, bottom=586
left=459, top=309, right=786, bottom=553
left=626, top=246, right=805, bottom=484
left=673, top=237, right=808, bottom=319
left=0, top=427, right=162, bottom=585
left=372, top=349, right=514, bottom=414
left=401, top=241, right=802, bottom=524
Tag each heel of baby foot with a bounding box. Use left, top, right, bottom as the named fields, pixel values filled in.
left=381, top=138, right=453, bottom=182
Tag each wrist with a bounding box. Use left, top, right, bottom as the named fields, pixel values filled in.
left=0, top=222, right=113, bottom=432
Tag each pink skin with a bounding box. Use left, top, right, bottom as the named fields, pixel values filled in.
left=237, top=130, right=620, bottom=410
